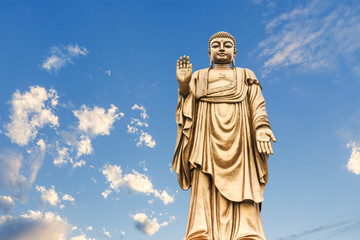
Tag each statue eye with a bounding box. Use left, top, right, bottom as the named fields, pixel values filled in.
left=225, top=44, right=233, bottom=48
left=212, top=44, right=219, bottom=48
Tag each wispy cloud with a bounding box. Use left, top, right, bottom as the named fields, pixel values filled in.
left=73, top=159, right=86, bottom=168
left=36, top=185, right=75, bottom=208
left=346, top=142, right=360, bottom=175
left=257, top=0, right=360, bottom=76
left=42, top=44, right=88, bottom=73
left=72, top=104, right=123, bottom=158
left=4, top=86, right=59, bottom=146
left=133, top=213, right=168, bottom=236
left=101, top=164, right=174, bottom=205
left=0, top=139, right=45, bottom=202
left=277, top=219, right=360, bottom=240
left=0, top=210, right=70, bottom=240
left=73, top=104, right=123, bottom=137
left=70, top=233, right=95, bottom=240
left=76, top=135, right=93, bottom=158
left=131, top=104, right=149, bottom=120
left=62, top=194, right=75, bottom=203
left=0, top=195, right=14, bottom=214
left=36, top=185, right=60, bottom=207
left=127, top=104, right=155, bottom=148
left=131, top=118, right=148, bottom=127
left=52, top=104, right=123, bottom=167
left=102, top=227, right=111, bottom=239
left=137, top=131, right=156, bottom=148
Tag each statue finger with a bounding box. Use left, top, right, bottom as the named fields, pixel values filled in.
left=257, top=141, right=262, bottom=153
left=263, top=141, right=270, bottom=155
left=179, top=56, right=183, bottom=68
left=260, top=142, right=267, bottom=155
left=183, top=55, right=187, bottom=68
left=187, top=56, right=190, bottom=65
left=177, top=60, right=180, bottom=70
left=268, top=142, right=274, bottom=155
left=270, top=132, right=277, bottom=142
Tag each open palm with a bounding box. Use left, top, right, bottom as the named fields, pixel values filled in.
left=176, top=55, right=192, bottom=85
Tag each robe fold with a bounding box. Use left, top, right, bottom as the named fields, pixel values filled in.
left=172, top=67, right=271, bottom=240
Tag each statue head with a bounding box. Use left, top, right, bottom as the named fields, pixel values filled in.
left=208, top=31, right=237, bottom=68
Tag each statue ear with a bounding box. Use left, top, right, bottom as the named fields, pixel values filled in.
left=208, top=49, right=214, bottom=68
left=232, top=49, right=237, bottom=68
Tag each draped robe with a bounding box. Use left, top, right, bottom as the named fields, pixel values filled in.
left=173, top=68, right=271, bottom=240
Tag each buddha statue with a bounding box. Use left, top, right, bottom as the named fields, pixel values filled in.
left=173, top=31, right=276, bottom=240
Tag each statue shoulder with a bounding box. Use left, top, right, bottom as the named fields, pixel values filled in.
left=190, top=68, right=208, bottom=82
left=194, top=68, right=208, bottom=76
left=242, top=68, right=261, bottom=86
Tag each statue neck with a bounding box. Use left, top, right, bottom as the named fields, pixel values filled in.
left=213, top=63, right=232, bottom=69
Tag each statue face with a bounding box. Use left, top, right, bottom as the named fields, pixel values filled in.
left=209, top=37, right=236, bottom=64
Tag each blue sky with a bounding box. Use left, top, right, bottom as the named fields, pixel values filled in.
left=0, top=0, right=360, bottom=239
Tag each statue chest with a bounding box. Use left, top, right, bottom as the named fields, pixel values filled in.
left=207, top=69, right=234, bottom=91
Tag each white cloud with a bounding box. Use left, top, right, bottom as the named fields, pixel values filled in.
left=54, top=146, right=72, bottom=166
left=62, top=194, right=75, bottom=202
left=36, top=185, right=60, bottom=207
left=131, top=104, right=149, bottom=119
left=0, top=210, right=70, bottom=240
left=102, top=227, right=111, bottom=239
left=122, top=171, right=155, bottom=194
left=77, top=136, right=93, bottom=157
left=133, top=213, right=168, bottom=236
left=102, top=164, right=123, bottom=191
left=257, top=1, right=360, bottom=76
left=86, top=226, right=93, bottom=231
left=73, top=160, right=86, bottom=168
left=105, top=69, right=111, bottom=76
left=67, top=44, right=88, bottom=56
left=5, top=86, right=59, bottom=146
left=42, top=44, right=89, bottom=73
left=346, top=143, right=360, bottom=175
left=71, top=234, right=95, bottom=240
left=0, top=141, right=45, bottom=202
left=139, top=160, right=148, bottom=172
left=0, top=195, right=14, bottom=214
left=73, top=104, right=123, bottom=136
left=169, top=216, right=176, bottom=222
left=154, top=190, right=174, bottom=205
left=127, top=105, right=155, bottom=148
left=102, top=164, right=174, bottom=204
left=131, top=118, right=148, bottom=127
left=101, top=189, right=112, bottom=199
left=127, top=124, right=138, bottom=134
left=137, top=131, right=156, bottom=148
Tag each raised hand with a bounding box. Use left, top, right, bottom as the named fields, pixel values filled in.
left=176, top=55, right=192, bottom=86
left=255, top=127, right=276, bottom=155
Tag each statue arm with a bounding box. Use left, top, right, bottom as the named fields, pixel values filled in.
left=173, top=69, right=198, bottom=190
left=247, top=69, right=276, bottom=155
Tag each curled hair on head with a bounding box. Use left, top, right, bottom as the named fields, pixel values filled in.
left=208, top=31, right=237, bottom=51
